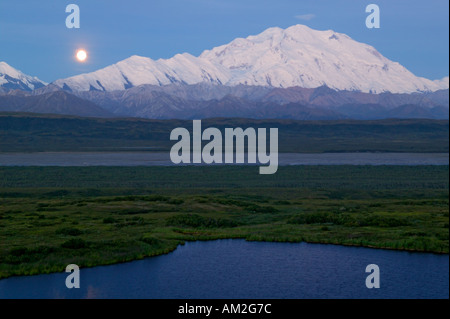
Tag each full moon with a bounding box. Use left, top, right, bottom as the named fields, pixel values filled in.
left=76, top=49, right=87, bottom=62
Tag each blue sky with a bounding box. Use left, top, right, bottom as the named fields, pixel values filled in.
left=0, top=0, right=448, bottom=83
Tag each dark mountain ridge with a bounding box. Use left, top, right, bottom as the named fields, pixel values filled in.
left=1, top=83, right=448, bottom=120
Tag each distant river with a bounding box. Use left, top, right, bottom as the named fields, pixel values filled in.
left=0, top=152, right=448, bottom=166
left=0, top=240, right=448, bottom=299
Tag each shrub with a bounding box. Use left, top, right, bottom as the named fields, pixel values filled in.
left=274, top=200, right=291, bottom=205
left=168, top=198, right=184, bottom=205
left=9, top=247, right=28, bottom=256
left=103, top=217, right=116, bottom=224
left=289, top=212, right=349, bottom=225
left=5, top=246, right=55, bottom=264
left=116, top=209, right=149, bottom=215
left=144, top=195, right=169, bottom=202
left=358, top=216, right=409, bottom=227
left=140, top=234, right=160, bottom=245
left=403, top=231, right=427, bottom=237
left=242, top=204, right=278, bottom=214
left=56, top=227, right=82, bottom=236
left=166, top=214, right=238, bottom=228
left=61, top=238, right=87, bottom=249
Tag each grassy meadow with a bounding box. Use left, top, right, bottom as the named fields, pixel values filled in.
left=1, top=114, right=448, bottom=153
left=0, top=165, right=448, bottom=279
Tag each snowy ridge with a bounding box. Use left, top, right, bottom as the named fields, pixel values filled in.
left=53, top=24, right=449, bottom=94
left=0, top=62, right=47, bottom=92
left=54, top=54, right=231, bottom=92
left=434, top=76, right=449, bottom=88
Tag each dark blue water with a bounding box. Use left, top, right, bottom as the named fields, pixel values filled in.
left=0, top=152, right=448, bottom=166
left=0, top=240, right=448, bottom=299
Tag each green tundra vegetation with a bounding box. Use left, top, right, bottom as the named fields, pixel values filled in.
left=0, top=165, right=448, bottom=279
left=0, top=113, right=448, bottom=153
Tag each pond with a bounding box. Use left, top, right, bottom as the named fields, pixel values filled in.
left=0, top=240, right=448, bottom=299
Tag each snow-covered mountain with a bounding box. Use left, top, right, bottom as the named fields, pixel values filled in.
left=53, top=24, right=449, bottom=94
left=200, top=25, right=448, bottom=93
left=0, top=62, right=47, bottom=92
left=434, top=76, right=449, bottom=88
left=54, top=54, right=230, bottom=92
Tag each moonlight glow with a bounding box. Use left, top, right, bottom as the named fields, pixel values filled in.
left=76, top=49, right=87, bottom=62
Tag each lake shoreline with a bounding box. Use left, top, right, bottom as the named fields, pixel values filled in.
left=1, top=239, right=448, bottom=299
left=1, top=166, right=448, bottom=280
left=1, top=236, right=448, bottom=281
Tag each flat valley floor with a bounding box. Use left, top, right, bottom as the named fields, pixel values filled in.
left=0, top=165, right=448, bottom=279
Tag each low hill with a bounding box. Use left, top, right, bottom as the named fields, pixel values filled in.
left=0, top=113, right=448, bottom=153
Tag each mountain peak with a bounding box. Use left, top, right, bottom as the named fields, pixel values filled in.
left=52, top=24, right=449, bottom=94
left=284, top=24, right=321, bottom=36
left=123, top=55, right=152, bottom=63
left=0, top=62, right=47, bottom=92
left=199, top=24, right=447, bottom=92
